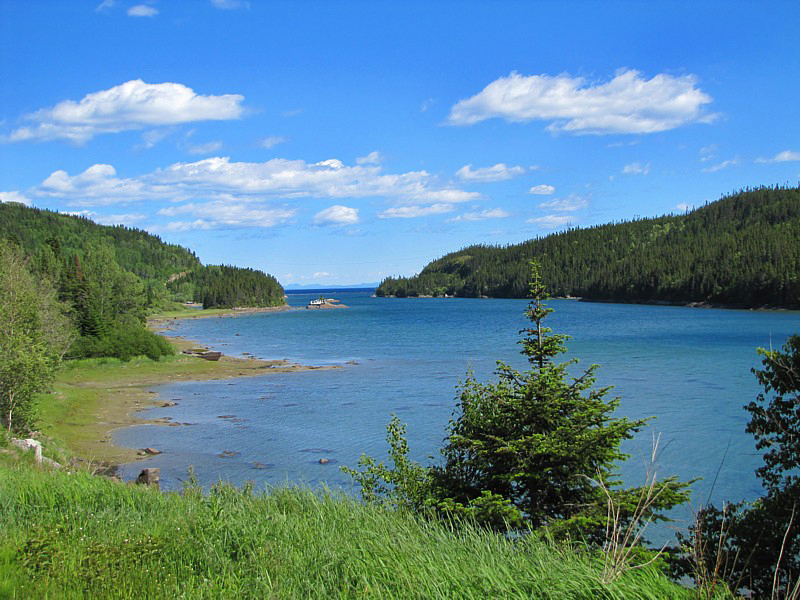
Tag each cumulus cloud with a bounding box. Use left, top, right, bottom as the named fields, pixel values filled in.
left=702, top=158, right=738, bottom=173
left=313, top=205, right=359, bottom=226
left=537, top=194, right=587, bottom=212
left=30, top=156, right=478, bottom=210
left=527, top=214, right=573, bottom=228
left=128, top=4, right=158, bottom=17
left=446, top=208, right=510, bottom=222
left=756, top=150, right=800, bottom=163
left=260, top=135, right=287, bottom=149
left=455, top=163, right=525, bottom=182
left=448, top=69, right=715, bottom=134
left=159, top=201, right=295, bottom=230
left=622, top=162, right=650, bottom=175
left=356, top=151, right=382, bottom=165
left=7, top=80, right=244, bottom=143
left=0, top=191, right=32, bottom=206
left=528, top=184, right=555, bottom=195
left=379, top=204, right=454, bottom=219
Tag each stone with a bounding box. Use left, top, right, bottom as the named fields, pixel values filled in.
left=11, top=438, right=42, bottom=464
left=143, top=447, right=161, bottom=455
left=318, top=458, right=331, bottom=464
left=136, top=468, right=160, bottom=488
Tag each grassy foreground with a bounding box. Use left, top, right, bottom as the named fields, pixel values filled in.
left=0, top=454, right=706, bottom=600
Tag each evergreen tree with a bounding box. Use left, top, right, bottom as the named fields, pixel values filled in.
left=347, top=263, right=689, bottom=540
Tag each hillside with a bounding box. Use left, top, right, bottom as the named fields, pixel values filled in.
left=376, top=186, right=800, bottom=308
left=0, top=202, right=200, bottom=282
left=0, top=203, right=285, bottom=310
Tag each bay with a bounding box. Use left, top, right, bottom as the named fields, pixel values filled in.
left=115, top=291, right=798, bottom=531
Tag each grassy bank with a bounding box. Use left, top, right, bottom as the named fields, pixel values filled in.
left=0, top=454, right=708, bottom=599
left=35, top=333, right=338, bottom=466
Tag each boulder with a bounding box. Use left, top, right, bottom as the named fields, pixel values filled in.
left=136, top=468, right=160, bottom=488
left=143, top=447, right=161, bottom=455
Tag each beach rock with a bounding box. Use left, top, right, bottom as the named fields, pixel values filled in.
left=218, top=450, right=240, bottom=458
left=143, top=447, right=161, bottom=455
left=11, top=438, right=43, bottom=463
left=136, top=468, right=160, bottom=488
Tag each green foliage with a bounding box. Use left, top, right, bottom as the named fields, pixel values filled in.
left=167, top=264, right=285, bottom=309
left=674, top=335, right=800, bottom=597
left=377, top=186, right=800, bottom=308
left=0, top=241, right=74, bottom=432
left=0, top=202, right=199, bottom=283
left=747, top=334, right=800, bottom=491
left=67, top=323, right=175, bottom=362
left=347, top=263, right=689, bottom=542
left=0, top=459, right=705, bottom=599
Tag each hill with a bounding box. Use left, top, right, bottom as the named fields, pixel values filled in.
left=376, top=186, right=800, bottom=308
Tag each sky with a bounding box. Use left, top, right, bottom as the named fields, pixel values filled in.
left=1, top=1, right=799, bottom=286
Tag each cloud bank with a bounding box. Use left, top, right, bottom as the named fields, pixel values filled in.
left=448, top=69, right=714, bottom=134
left=8, top=80, right=245, bottom=143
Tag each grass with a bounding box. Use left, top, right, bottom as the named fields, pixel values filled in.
left=0, top=454, right=713, bottom=599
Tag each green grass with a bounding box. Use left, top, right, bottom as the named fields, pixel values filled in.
left=0, top=457, right=717, bottom=599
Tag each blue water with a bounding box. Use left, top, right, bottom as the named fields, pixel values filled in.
left=115, top=291, right=798, bottom=533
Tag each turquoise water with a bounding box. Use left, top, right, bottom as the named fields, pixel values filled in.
left=116, top=291, right=798, bottom=530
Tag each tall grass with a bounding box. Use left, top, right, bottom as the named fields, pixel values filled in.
left=0, top=461, right=707, bottom=599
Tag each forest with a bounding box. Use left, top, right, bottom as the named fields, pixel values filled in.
left=376, top=186, right=800, bottom=309
left=0, top=203, right=285, bottom=368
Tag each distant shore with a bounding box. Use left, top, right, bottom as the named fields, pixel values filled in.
left=375, top=294, right=798, bottom=311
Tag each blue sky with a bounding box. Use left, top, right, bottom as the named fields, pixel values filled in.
left=1, top=1, right=798, bottom=286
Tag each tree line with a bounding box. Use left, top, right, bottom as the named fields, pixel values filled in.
left=376, top=186, right=800, bottom=309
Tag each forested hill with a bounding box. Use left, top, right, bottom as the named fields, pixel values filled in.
left=0, top=202, right=200, bottom=281
left=376, top=186, right=800, bottom=308
left=0, top=202, right=286, bottom=310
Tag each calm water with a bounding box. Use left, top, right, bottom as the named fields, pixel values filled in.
left=116, top=291, right=798, bottom=530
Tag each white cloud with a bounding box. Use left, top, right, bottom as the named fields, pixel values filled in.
left=622, top=162, right=650, bottom=175
left=313, top=205, right=359, bottom=226
left=676, top=203, right=692, bottom=212
left=187, top=141, right=223, bottom=155
left=96, top=0, right=115, bottom=12
left=528, top=184, right=555, bottom=195
left=210, top=0, right=249, bottom=8
left=356, top=151, right=382, bottom=165
left=447, top=208, right=510, bottom=222
left=128, top=4, right=158, bottom=17
left=537, top=194, right=587, bottom=212
left=159, top=201, right=295, bottom=230
left=756, top=150, right=800, bottom=163
left=312, top=271, right=330, bottom=278
left=37, top=164, right=172, bottom=205
left=526, top=214, right=573, bottom=228
left=379, top=204, right=454, bottom=219
left=702, top=158, right=738, bottom=173
left=8, top=80, right=244, bottom=143
left=30, top=157, right=479, bottom=214
left=0, top=191, right=31, bottom=206
left=448, top=69, right=715, bottom=134
left=260, top=135, right=287, bottom=149
left=455, top=163, right=525, bottom=182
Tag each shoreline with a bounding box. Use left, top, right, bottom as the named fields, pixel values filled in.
left=40, top=314, right=341, bottom=469
left=374, top=294, right=798, bottom=311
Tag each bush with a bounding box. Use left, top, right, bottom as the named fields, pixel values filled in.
left=68, top=324, right=174, bottom=362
